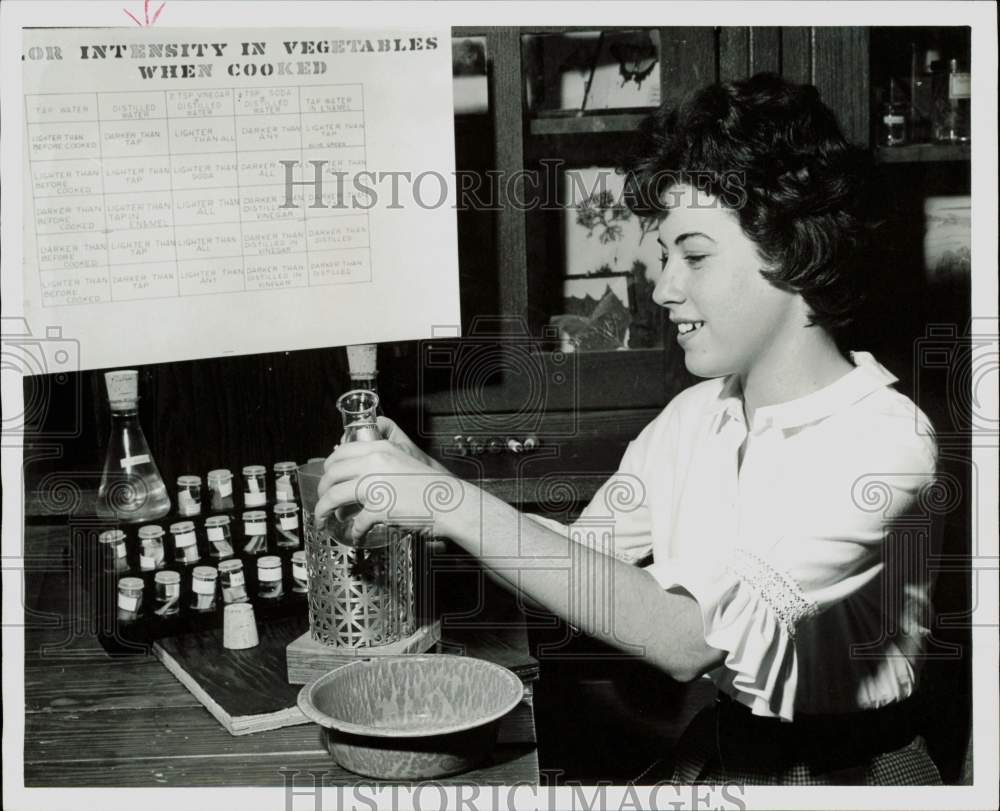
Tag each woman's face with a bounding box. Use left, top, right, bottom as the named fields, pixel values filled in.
left=653, top=184, right=803, bottom=380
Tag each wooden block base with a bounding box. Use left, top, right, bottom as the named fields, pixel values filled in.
left=286, top=620, right=442, bottom=684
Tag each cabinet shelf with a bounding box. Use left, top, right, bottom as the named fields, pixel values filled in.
left=529, top=112, right=651, bottom=137
left=875, top=143, right=970, bottom=164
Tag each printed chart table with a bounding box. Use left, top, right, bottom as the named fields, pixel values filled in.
left=26, top=86, right=372, bottom=307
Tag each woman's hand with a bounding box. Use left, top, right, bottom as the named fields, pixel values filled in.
left=374, top=416, right=451, bottom=474
left=315, top=438, right=465, bottom=543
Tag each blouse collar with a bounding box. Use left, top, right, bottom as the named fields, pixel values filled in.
left=710, top=351, right=899, bottom=432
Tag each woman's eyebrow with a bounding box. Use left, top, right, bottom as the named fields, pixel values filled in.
left=675, top=232, right=716, bottom=245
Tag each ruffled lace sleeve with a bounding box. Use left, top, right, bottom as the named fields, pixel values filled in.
left=645, top=551, right=815, bottom=721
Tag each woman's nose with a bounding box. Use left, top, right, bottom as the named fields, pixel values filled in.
left=652, top=258, right=684, bottom=307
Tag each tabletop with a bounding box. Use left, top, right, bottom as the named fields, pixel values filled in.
left=20, top=522, right=540, bottom=787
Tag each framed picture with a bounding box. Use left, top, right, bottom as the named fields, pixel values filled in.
left=924, top=195, right=971, bottom=282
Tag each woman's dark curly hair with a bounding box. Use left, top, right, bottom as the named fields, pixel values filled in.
left=623, top=72, right=874, bottom=331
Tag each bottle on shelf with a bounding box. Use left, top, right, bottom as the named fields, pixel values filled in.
left=240, top=510, right=269, bottom=556
left=931, top=58, right=970, bottom=144
left=204, top=515, right=235, bottom=561
left=273, top=461, right=300, bottom=504
left=176, top=475, right=203, bottom=517
left=189, top=565, right=219, bottom=622
left=206, top=468, right=235, bottom=514
left=878, top=77, right=909, bottom=147
left=96, top=370, right=171, bottom=523
left=242, top=465, right=268, bottom=509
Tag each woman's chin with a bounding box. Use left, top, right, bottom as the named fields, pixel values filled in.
left=683, top=352, right=731, bottom=380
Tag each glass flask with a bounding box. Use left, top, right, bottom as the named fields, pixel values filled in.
left=96, top=370, right=171, bottom=522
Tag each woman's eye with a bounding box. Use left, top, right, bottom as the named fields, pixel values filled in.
left=685, top=254, right=707, bottom=268
left=659, top=251, right=669, bottom=270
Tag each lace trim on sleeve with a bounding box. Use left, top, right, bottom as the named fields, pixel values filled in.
left=728, top=548, right=818, bottom=637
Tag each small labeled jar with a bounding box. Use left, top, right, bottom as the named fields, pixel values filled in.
left=273, top=502, right=301, bottom=549
left=256, top=555, right=284, bottom=599
left=190, top=565, right=218, bottom=612
left=154, top=570, right=181, bottom=616
left=241, top=510, right=268, bottom=555
left=932, top=58, right=970, bottom=144
left=169, top=520, right=201, bottom=566
left=207, top=468, right=235, bottom=512
left=117, top=576, right=144, bottom=620
left=176, top=475, right=202, bottom=517
left=291, top=549, right=308, bottom=593
left=242, top=464, right=267, bottom=508
left=205, top=515, right=235, bottom=560
left=99, top=529, right=129, bottom=575
left=138, top=525, right=165, bottom=571
left=218, top=558, right=248, bottom=604
left=273, top=461, right=299, bottom=503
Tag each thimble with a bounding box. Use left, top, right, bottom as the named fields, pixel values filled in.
left=223, top=603, right=259, bottom=650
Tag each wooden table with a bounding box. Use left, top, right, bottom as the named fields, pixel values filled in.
left=21, top=523, right=539, bottom=787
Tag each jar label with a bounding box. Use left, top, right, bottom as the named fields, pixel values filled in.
left=193, top=578, right=216, bottom=595
left=292, top=563, right=308, bottom=581
left=178, top=490, right=198, bottom=506
left=949, top=73, right=971, bottom=99
left=178, top=502, right=201, bottom=517
left=259, top=567, right=283, bottom=582
left=244, top=521, right=265, bottom=535
left=218, top=480, right=233, bottom=498
left=163, top=583, right=180, bottom=598
left=115, top=543, right=127, bottom=558
left=119, top=454, right=151, bottom=469
left=883, top=114, right=905, bottom=125
left=244, top=491, right=266, bottom=507
left=140, top=554, right=157, bottom=570
left=227, top=571, right=245, bottom=588
left=118, top=594, right=139, bottom=612
left=174, top=530, right=196, bottom=547
left=207, top=527, right=225, bottom=542
left=280, top=515, right=299, bottom=531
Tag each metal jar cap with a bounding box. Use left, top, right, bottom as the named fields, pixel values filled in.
left=177, top=474, right=202, bottom=486
left=242, top=464, right=266, bottom=476
left=138, top=525, right=164, bottom=539
left=192, top=565, right=217, bottom=580
left=99, top=529, right=127, bottom=544
left=169, top=520, right=195, bottom=534
left=273, top=503, right=298, bottom=515
left=257, top=555, right=281, bottom=570
left=273, top=461, right=297, bottom=473
left=207, top=469, right=232, bottom=484
left=218, top=559, right=243, bottom=573
left=154, top=570, right=180, bottom=585
left=205, top=515, right=231, bottom=527
left=291, top=550, right=306, bottom=564
left=242, top=510, right=267, bottom=522
left=118, top=576, right=144, bottom=591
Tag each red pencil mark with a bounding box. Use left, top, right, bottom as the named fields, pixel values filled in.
left=124, top=0, right=166, bottom=26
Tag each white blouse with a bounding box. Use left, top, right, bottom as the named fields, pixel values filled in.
left=533, top=352, right=939, bottom=721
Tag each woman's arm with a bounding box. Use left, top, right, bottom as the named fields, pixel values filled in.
left=316, top=440, right=724, bottom=682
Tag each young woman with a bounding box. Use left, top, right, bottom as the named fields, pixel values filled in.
left=316, top=73, right=941, bottom=785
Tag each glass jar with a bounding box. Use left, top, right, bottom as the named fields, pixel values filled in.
left=117, top=576, right=144, bottom=620
left=291, top=549, right=308, bottom=593
left=176, top=474, right=202, bottom=517
left=241, top=510, right=268, bottom=555
left=206, top=468, right=235, bottom=512
left=218, top=559, right=248, bottom=603
left=273, top=502, right=301, bottom=549
left=169, top=520, right=201, bottom=566
left=932, top=59, right=970, bottom=144
left=154, top=570, right=181, bottom=616
left=137, top=525, right=165, bottom=571
left=190, top=565, right=218, bottom=612
left=273, top=461, right=299, bottom=503
left=242, top=465, right=267, bottom=508
left=99, top=529, right=130, bottom=575
left=256, top=555, right=284, bottom=599
left=204, top=515, right=235, bottom=560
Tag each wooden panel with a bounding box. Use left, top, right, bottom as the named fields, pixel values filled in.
left=718, top=28, right=749, bottom=81
left=658, top=27, right=717, bottom=108
left=750, top=27, right=781, bottom=74
left=781, top=27, right=813, bottom=84
left=812, top=27, right=870, bottom=145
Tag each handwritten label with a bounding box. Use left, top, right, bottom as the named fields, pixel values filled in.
left=244, top=491, right=266, bottom=507
left=258, top=567, right=282, bottom=582
left=174, top=530, right=196, bottom=547
left=193, top=577, right=216, bottom=595
left=218, top=480, right=233, bottom=498
left=280, top=515, right=299, bottom=531
left=207, top=526, right=225, bottom=542
left=120, top=453, right=151, bottom=469
left=118, top=594, right=139, bottom=611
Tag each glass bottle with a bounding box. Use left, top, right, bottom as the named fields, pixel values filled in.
left=932, top=58, right=970, bottom=144
left=241, top=510, right=269, bottom=555
left=176, top=475, right=202, bottom=517
left=138, top=525, right=166, bottom=572
left=242, top=465, right=267, bottom=508
left=291, top=549, right=308, bottom=594
left=190, top=565, right=218, bottom=612
left=204, top=515, right=235, bottom=560
left=256, top=555, right=284, bottom=600
left=207, top=469, right=235, bottom=512
left=153, top=570, right=181, bottom=616
left=99, top=529, right=130, bottom=576
left=326, top=389, right=390, bottom=548
left=878, top=78, right=908, bottom=147
left=96, top=370, right=171, bottom=522
left=218, top=559, right=248, bottom=604
left=273, top=502, right=301, bottom=549
left=273, top=461, right=299, bottom=504
left=169, top=520, right=201, bottom=566
left=117, top=576, right=145, bottom=622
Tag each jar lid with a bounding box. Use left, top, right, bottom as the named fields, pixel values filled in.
left=177, top=474, right=202, bottom=486
left=138, top=525, right=164, bottom=539
left=218, top=559, right=243, bottom=573
left=258, top=555, right=281, bottom=569
left=274, top=461, right=298, bottom=472
left=205, top=515, right=231, bottom=527
left=155, top=570, right=181, bottom=584
left=207, top=469, right=232, bottom=484
left=118, top=576, right=144, bottom=591
left=99, top=529, right=126, bottom=544
left=291, top=550, right=306, bottom=564
left=242, top=464, right=266, bottom=476
left=193, top=565, right=218, bottom=580
left=242, top=510, right=267, bottom=522
left=273, top=503, right=298, bottom=515
left=169, top=520, right=195, bottom=534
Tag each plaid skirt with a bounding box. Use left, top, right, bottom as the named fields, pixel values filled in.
left=639, top=693, right=942, bottom=786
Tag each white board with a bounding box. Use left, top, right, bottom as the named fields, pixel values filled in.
left=20, top=27, right=460, bottom=371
